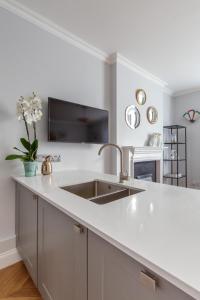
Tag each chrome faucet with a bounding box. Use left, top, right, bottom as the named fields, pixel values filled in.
left=98, top=143, right=129, bottom=183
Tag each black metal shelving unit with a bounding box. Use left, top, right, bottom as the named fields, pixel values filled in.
left=163, top=125, right=187, bottom=187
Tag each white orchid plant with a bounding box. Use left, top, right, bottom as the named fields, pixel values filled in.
left=6, top=92, right=42, bottom=162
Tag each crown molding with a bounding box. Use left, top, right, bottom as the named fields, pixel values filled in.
left=108, top=53, right=169, bottom=88
left=0, top=0, right=109, bottom=62
left=0, top=0, right=173, bottom=91
left=173, top=87, right=200, bottom=98
left=163, top=87, right=174, bottom=96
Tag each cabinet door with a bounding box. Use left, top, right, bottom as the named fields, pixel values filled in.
left=88, top=231, right=194, bottom=300
left=38, top=197, right=87, bottom=300
left=15, top=184, right=38, bottom=285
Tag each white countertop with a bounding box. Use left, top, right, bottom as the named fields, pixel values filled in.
left=13, top=170, right=200, bottom=299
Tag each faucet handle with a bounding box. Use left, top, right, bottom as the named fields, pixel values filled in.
left=124, top=170, right=129, bottom=180
left=124, top=170, right=128, bottom=176
left=119, top=170, right=129, bottom=183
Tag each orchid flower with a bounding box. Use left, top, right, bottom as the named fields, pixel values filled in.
left=16, top=92, right=42, bottom=140
left=5, top=93, right=43, bottom=162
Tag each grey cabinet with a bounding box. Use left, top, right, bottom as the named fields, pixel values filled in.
left=88, top=231, right=194, bottom=300
left=15, top=184, right=38, bottom=285
left=16, top=183, right=194, bottom=300
left=38, top=197, right=87, bottom=300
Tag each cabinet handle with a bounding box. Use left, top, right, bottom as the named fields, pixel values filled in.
left=73, top=224, right=84, bottom=234
left=139, top=271, right=157, bottom=292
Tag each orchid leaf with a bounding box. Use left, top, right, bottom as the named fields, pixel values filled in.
left=30, top=139, right=38, bottom=160
left=13, top=147, right=28, bottom=155
left=20, top=138, right=31, bottom=151
left=5, top=154, right=25, bottom=160
left=31, top=139, right=38, bottom=152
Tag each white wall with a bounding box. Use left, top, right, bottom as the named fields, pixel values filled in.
left=162, top=93, right=174, bottom=177
left=163, top=93, right=174, bottom=126
left=108, top=62, right=165, bottom=173
left=0, top=8, right=111, bottom=246
left=115, top=63, right=164, bottom=147
left=173, top=91, right=200, bottom=188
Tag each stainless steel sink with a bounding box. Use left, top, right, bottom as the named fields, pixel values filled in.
left=90, top=187, right=139, bottom=205
left=61, top=180, right=144, bottom=205
left=61, top=180, right=125, bottom=199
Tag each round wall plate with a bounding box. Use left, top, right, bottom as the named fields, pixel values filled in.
left=125, top=105, right=140, bottom=129
left=147, top=106, right=158, bottom=124
left=136, top=89, right=146, bottom=105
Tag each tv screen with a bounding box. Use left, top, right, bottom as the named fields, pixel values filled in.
left=48, top=98, right=109, bottom=144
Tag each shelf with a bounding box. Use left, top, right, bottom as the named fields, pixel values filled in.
left=164, top=125, right=186, bottom=129
left=163, top=174, right=186, bottom=179
left=163, top=159, right=186, bottom=162
left=163, top=125, right=187, bottom=187
left=164, top=142, right=186, bottom=145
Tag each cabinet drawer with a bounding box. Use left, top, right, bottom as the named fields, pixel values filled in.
left=88, top=231, right=194, bottom=300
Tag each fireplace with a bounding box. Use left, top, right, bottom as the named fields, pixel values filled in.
left=122, top=146, right=163, bottom=183
left=134, top=161, right=156, bottom=182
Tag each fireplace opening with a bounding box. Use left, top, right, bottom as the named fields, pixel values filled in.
left=134, top=161, right=156, bottom=182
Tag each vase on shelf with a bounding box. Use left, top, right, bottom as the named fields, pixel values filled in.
left=171, top=133, right=177, bottom=143
left=170, top=149, right=177, bottom=160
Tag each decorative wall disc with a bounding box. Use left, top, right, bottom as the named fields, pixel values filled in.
left=183, top=109, right=200, bottom=123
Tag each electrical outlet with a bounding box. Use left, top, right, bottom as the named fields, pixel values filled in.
left=37, top=154, right=61, bottom=162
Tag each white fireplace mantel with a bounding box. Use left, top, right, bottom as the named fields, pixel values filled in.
left=122, top=146, right=163, bottom=182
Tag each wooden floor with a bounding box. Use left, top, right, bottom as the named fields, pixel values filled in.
left=0, top=262, right=42, bottom=300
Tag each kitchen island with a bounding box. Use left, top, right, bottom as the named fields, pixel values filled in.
left=13, top=170, right=200, bottom=300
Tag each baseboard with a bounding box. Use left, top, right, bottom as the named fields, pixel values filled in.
left=188, top=182, right=200, bottom=189
left=0, top=236, right=16, bottom=254
left=0, top=248, right=21, bottom=270
left=0, top=236, right=21, bottom=269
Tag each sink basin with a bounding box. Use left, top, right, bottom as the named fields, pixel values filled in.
left=61, top=180, right=144, bottom=204
left=90, top=187, right=140, bottom=205
left=61, top=180, right=125, bottom=199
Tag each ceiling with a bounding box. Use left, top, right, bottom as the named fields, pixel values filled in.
left=14, top=0, right=200, bottom=93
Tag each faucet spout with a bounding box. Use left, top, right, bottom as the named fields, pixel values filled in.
left=98, top=143, right=129, bottom=183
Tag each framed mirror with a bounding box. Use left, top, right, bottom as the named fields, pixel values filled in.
left=147, top=106, right=158, bottom=124
left=136, top=89, right=146, bottom=105
left=125, top=105, right=140, bottom=129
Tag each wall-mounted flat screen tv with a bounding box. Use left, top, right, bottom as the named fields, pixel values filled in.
left=48, top=98, right=109, bottom=144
